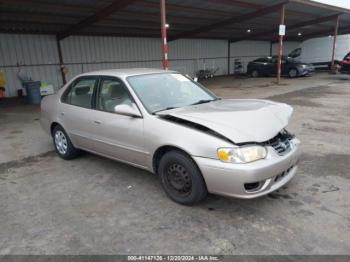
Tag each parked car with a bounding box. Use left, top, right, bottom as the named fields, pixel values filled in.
left=247, top=56, right=315, bottom=78
left=289, top=34, right=350, bottom=69
left=41, top=69, right=300, bottom=205
left=341, top=51, right=350, bottom=74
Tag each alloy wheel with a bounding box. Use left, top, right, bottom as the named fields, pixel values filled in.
left=252, top=70, right=259, bottom=77
left=54, top=130, right=68, bottom=155
left=289, top=69, right=297, bottom=78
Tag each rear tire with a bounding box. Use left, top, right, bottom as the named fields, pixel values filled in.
left=52, top=125, right=80, bottom=160
left=158, top=150, right=207, bottom=205
left=251, top=70, right=260, bottom=78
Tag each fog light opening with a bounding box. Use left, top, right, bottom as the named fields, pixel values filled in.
left=244, top=182, right=261, bottom=192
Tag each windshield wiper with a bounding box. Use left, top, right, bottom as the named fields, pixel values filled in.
left=190, top=98, right=218, bottom=106
left=152, top=107, right=178, bottom=115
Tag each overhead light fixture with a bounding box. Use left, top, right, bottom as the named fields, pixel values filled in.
left=247, top=29, right=251, bottom=33
left=298, top=32, right=302, bottom=36
left=165, top=23, right=170, bottom=28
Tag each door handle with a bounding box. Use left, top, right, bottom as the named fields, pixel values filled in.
left=93, top=120, right=101, bottom=124
left=60, top=112, right=65, bottom=116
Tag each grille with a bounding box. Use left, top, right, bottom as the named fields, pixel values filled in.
left=274, top=165, right=294, bottom=182
left=264, top=130, right=293, bottom=155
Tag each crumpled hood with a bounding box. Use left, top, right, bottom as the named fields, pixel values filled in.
left=157, top=99, right=293, bottom=143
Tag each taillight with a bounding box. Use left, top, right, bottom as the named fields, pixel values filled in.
left=342, top=59, right=350, bottom=65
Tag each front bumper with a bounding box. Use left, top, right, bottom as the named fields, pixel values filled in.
left=194, top=138, right=301, bottom=199
left=298, top=67, right=315, bottom=76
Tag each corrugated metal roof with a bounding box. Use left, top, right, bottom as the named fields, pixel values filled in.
left=1, top=0, right=350, bottom=41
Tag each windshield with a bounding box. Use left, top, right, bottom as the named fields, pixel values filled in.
left=127, top=73, right=217, bottom=114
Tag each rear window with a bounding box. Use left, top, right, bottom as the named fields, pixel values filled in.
left=61, top=77, right=97, bottom=109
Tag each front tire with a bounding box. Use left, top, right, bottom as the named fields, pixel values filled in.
left=288, top=68, right=298, bottom=78
left=52, top=125, right=80, bottom=160
left=158, top=151, right=207, bottom=205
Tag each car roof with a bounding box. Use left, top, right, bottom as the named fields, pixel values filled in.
left=79, top=68, right=178, bottom=78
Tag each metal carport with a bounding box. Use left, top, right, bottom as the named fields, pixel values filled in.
left=1, top=0, right=350, bottom=84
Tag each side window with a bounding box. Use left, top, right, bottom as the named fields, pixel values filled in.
left=62, top=77, right=96, bottom=109
left=271, top=57, right=286, bottom=64
left=97, top=78, right=133, bottom=112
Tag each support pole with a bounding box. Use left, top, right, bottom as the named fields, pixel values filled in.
left=56, top=36, right=67, bottom=85
left=277, top=5, right=285, bottom=85
left=227, top=41, right=231, bottom=75
left=331, top=15, right=340, bottom=68
left=160, top=0, right=169, bottom=70
left=270, top=41, right=273, bottom=56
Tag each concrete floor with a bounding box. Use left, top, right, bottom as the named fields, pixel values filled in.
left=0, top=73, right=349, bottom=254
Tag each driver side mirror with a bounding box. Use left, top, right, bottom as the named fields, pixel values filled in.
left=114, top=103, right=142, bottom=118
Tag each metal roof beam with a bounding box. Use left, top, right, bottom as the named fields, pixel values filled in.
left=0, top=0, right=92, bottom=13
left=289, top=0, right=350, bottom=13
left=1, top=9, right=222, bottom=27
left=168, top=1, right=289, bottom=41
left=206, top=0, right=331, bottom=21
left=57, top=0, right=136, bottom=40
left=135, top=0, right=237, bottom=18
left=206, top=0, right=263, bottom=9
left=230, top=13, right=342, bottom=42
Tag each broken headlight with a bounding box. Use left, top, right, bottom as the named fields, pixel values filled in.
left=217, top=145, right=267, bottom=164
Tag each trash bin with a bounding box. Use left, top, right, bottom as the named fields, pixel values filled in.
left=23, top=81, right=41, bottom=104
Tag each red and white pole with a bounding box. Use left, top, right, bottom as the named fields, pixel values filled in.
left=277, top=34, right=284, bottom=84
left=277, top=5, right=285, bottom=85
left=160, top=0, right=169, bottom=70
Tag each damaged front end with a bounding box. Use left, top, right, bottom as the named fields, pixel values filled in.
left=261, top=129, right=295, bottom=156
left=154, top=99, right=300, bottom=198
left=155, top=99, right=294, bottom=144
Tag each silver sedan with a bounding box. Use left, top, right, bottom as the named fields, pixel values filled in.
left=41, top=68, right=300, bottom=205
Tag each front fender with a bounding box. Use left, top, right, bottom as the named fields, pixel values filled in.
left=143, top=116, right=234, bottom=171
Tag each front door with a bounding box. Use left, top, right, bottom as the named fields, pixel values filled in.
left=88, top=76, right=147, bottom=168
left=269, top=56, right=288, bottom=75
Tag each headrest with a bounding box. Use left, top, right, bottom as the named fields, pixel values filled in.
left=109, top=83, right=125, bottom=98
left=75, top=86, right=90, bottom=95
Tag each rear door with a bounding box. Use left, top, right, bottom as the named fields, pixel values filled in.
left=251, top=57, right=270, bottom=75
left=59, top=76, right=99, bottom=150
left=262, top=57, right=274, bottom=75
left=88, top=76, right=147, bottom=168
left=266, top=56, right=278, bottom=75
